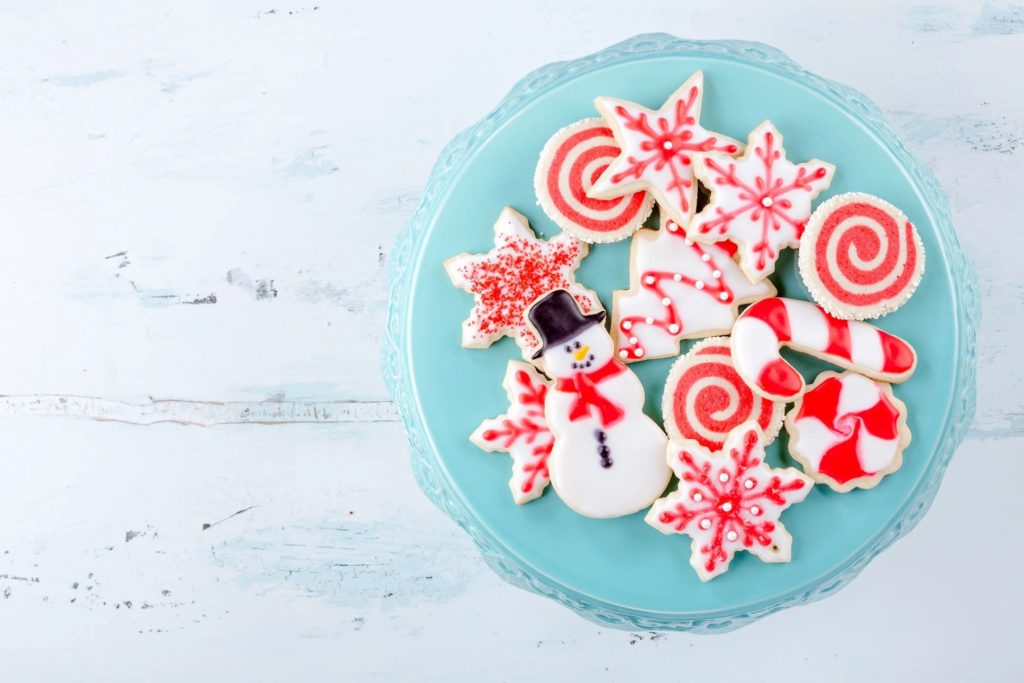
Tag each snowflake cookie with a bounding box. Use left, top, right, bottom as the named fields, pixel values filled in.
left=786, top=371, right=911, bottom=492
left=470, top=360, right=554, bottom=504
left=445, top=207, right=602, bottom=361
left=589, top=71, right=743, bottom=229
left=611, top=216, right=774, bottom=362
left=691, top=121, right=835, bottom=283
left=645, top=422, right=813, bottom=581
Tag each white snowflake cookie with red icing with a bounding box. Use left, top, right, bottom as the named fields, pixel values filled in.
left=534, top=118, right=655, bottom=243
left=645, top=422, right=812, bottom=582
left=445, top=207, right=602, bottom=361
left=589, top=71, right=743, bottom=229
left=691, top=121, right=835, bottom=283
left=526, top=290, right=670, bottom=518
left=799, top=192, right=925, bottom=320
left=470, top=360, right=554, bottom=504
left=786, top=371, right=911, bottom=492
left=612, top=217, right=774, bottom=362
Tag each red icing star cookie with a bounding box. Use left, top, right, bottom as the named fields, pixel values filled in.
left=589, top=71, right=743, bottom=229
left=445, top=207, right=602, bottom=360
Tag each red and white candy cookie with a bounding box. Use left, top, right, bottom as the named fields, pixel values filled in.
left=691, top=121, right=835, bottom=283
left=786, top=371, right=911, bottom=492
left=589, top=71, right=744, bottom=228
left=612, top=218, right=774, bottom=362
left=534, top=118, right=655, bottom=243
left=445, top=207, right=602, bottom=361
left=645, top=422, right=813, bottom=582
left=470, top=360, right=554, bottom=504
left=799, top=192, right=925, bottom=320
left=731, top=297, right=917, bottom=402
left=662, top=337, right=784, bottom=453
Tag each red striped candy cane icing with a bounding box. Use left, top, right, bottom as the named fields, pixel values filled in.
left=799, top=192, right=925, bottom=320
left=535, top=118, right=654, bottom=243
left=731, top=297, right=917, bottom=401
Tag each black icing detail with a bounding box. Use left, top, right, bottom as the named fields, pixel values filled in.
left=596, top=431, right=612, bottom=468
left=528, top=289, right=606, bottom=360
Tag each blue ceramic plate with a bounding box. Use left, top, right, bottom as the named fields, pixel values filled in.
left=384, top=35, right=979, bottom=632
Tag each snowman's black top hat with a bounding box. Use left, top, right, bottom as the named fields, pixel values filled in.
left=528, top=289, right=606, bottom=359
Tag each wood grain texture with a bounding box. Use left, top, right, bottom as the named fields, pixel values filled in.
left=0, top=0, right=1020, bottom=680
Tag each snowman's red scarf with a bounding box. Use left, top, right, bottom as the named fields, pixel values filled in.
left=554, top=359, right=626, bottom=428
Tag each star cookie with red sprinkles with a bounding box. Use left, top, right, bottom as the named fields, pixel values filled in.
left=445, top=207, right=602, bottom=360
left=645, top=422, right=813, bottom=582
left=691, top=121, right=835, bottom=283
left=589, top=71, right=744, bottom=228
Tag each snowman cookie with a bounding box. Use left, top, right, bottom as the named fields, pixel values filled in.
left=445, top=207, right=602, bottom=362
left=527, top=289, right=671, bottom=518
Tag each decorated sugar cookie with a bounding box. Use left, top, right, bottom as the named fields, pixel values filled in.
left=731, top=297, right=917, bottom=402
left=470, top=361, right=554, bottom=504
left=691, top=121, right=835, bottom=283
left=799, top=192, right=925, bottom=320
left=786, top=371, right=911, bottom=492
left=534, top=118, right=655, bottom=243
left=589, top=71, right=743, bottom=228
left=645, top=422, right=813, bottom=582
left=662, top=338, right=784, bottom=453
left=527, top=290, right=670, bottom=518
left=612, top=217, right=774, bottom=361
left=445, top=207, right=602, bottom=361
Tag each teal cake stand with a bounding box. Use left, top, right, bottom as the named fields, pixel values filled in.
left=383, top=35, right=979, bottom=632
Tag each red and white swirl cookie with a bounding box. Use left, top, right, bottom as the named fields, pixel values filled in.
left=535, top=118, right=655, bottom=243
left=785, top=371, right=911, bottom=492
left=799, top=192, right=925, bottom=320
left=662, top=338, right=784, bottom=453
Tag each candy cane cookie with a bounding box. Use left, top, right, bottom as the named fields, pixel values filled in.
left=799, top=193, right=925, bottom=320
left=534, top=118, right=655, bottom=243
left=731, top=297, right=917, bottom=402
left=785, top=371, right=911, bottom=492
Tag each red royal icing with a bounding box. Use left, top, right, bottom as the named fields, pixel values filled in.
left=479, top=367, right=552, bottom=494
left=554, top=359, right=627, bottom=428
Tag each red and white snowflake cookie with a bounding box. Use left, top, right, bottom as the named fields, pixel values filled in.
left=470, top=360, right=554, bottom=504
left=611, top=217, right=774, bottom=362
left=786, top=371, right=911, bottom=492
left=731, top=297, right=917, bottom=402
left=589, top=71, right=743, bottom=229
left=691, top=121, right=835, bottom=283
left=662, top=338, right=784, bottom=454
left=645, top=422, right=813, bottom=582
left=445, top=207, right=602, bottom=361
left=798, top=192, right=925, bottom=320
left=534, top=118, right=655, bottom=243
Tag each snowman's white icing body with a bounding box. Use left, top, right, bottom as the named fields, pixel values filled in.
left=542, top=324, right=670, bottom=518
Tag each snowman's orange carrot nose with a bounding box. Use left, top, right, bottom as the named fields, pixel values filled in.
left=574, top=346, right=590, bottom=361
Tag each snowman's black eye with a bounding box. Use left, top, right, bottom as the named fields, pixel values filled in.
left=574, top=341, right=581, bottom=349
left=564, top=345, right=572, bottom=353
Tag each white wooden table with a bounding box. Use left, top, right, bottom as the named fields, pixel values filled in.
left=1, top=2, right=1020, bottom=680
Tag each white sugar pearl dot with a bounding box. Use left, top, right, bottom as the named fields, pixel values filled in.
left=712, top=269, right=722, bottom=278
left=684, top=238, right=693, bottom=246
left=673, top=273, right=682, bottom=282
left=629, top=336, right=638, bottom=344
left=750, top=505, right=761, bottom=515
left=721, top=502, right=733, bottom=512
left=692, top=492, right=703, bottom=502
left=701, top=253, right=711, bottom=262
left=695, top=281, right=705, bottom=290
left=635, top=348, right=645, bottom=358
left=719, top=292, right=729, bottom=301
left=618, top=350, right=629, bottom=359
left=645, top=316, right=654, bottom=325
left=661, top=297, right=671, bottom=306
left=667, top=221, right=677, bottom=231
left=744, top=478, right=755, bottom=489
left=761, top=196, right=774, bottom=208
left=645, top=275, right=656, bottom=285
left=668, top=324, right=679, bottom=333
left=663, top=141, right=674, bottom=150
left=700, top=519, right=712, bottom=530
left=622, top=321, right=632, bottom=331
left=718, top=471, right=729, bottom=483
left=726, top=531, right=738, bottom=542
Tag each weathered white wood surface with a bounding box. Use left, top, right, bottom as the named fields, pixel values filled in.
left=0, top=1, right=1020, bottom=680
